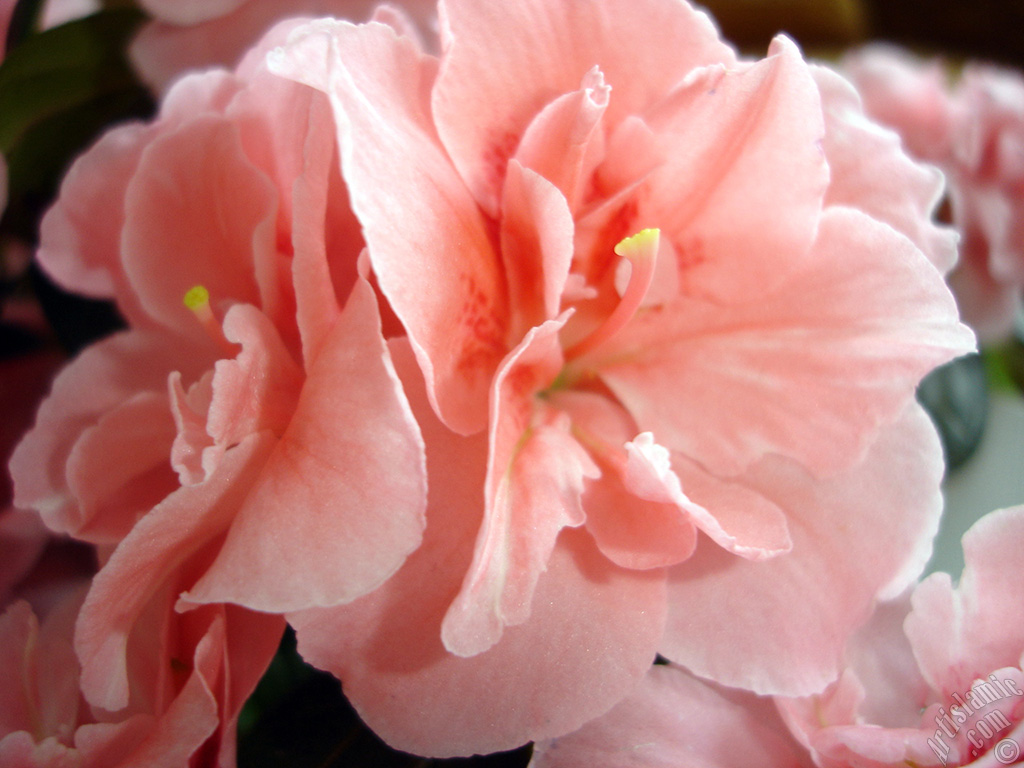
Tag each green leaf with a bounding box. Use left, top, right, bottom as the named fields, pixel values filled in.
left=0, top=8, right=148, bottom=154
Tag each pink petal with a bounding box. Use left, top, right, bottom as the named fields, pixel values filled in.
left=513, top=67, right=610, bottom=213
left=659, top=402, right=945, bottom=696
left=905, top=505, right=1024, bottom=697
left=129, top=0, right=438, bottom=94
left=36, top=72, right=246, bottom=330
left=601, top=207, right=975, bottom=478
left=636, top=36, right=828, bottom=303
left=623, top=435, right=792, bottom=560
left=271, top=19, right=506, bottom=434
left=208, top=304, right=303, bottom=448
left=75, top=432, right=275, bottom=711
left=184, top=278, right=426, bottom=612
left=584, top=486, right=698, bottom=571
left=0, top=602, right=43, bottom=737
left=432, top=0, right=734, bottom=214
left=499, top=161, right=575, bottom=346
left=532, top=664, right=811, bottom=768
left=64, top=392, right=179, bottom=543
left=814, top=64, right=958, bottom=275
left=441, top=318, right=596, bottom=657
left=121, top=115, right=276, bottom=332
left=9, top=330, right=213, bottom=538
left=288, top=340, right=665, bottom=757
left=137, top=0, right=247, bottom=26
left=553, top=391, right=698, bottom=571
left=288, top=93, right=346, bottom=364
left=36, top=123, right=153, bottom=325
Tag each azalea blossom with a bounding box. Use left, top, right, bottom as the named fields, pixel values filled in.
left=532, top=507, right=1024, bottom=768
left=9, top=12, right=428, bottom=755
left=267, top=0, right=974, bottom=755
left=778, top=505, right=1024, bottom=768
left=0, top=588, right=270, bottom=767
left=845, top=45, right=1024, bottom=341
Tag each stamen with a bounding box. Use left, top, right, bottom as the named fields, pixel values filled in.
left=564, top=228, right=659, bottom=360
left=183, top=285, right=236, bottom=355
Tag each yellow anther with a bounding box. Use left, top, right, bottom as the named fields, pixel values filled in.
left=183, top=284, right=211, bottom=311
left=614, top=228, right=660, bottom=262
left=182, top=284, right=236, bottom=355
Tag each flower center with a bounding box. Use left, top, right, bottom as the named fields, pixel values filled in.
left=564, top=228, right=660, bottom=360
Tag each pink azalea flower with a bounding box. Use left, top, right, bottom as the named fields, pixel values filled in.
left=129, top=0, right=438, bottom=94
left=845, top=45, right=1024, bottom=341
left=269, top=0, right=974, bottom=755
left=777, top=505, right=1024, bottom=768
left=10, top=14, right=426, bottom=720
left=0, top=586, right=275, bottom=767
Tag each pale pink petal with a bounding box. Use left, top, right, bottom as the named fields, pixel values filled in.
left=634, top=36, right=829, bottom=303
left=0, top=602, right=42, bottom=737
left=0, top=732, right=75, bottom=766
left=74, top=432, right=275, bottom=711
left=129, top=0, right=438, bottom=94
left=169, top=305, right=303, bottom=487
left=948, top=187, right=1024, bottom=342
left=121, top=115, right=276, bottom=332
left=602, top=207, right=975, bottom=478
left=814, top=64, right=958, bottom=275
left=659, top=402, right=945, bottom=696
left=288, top=340, right=665, bottom=757
left=842, top=45, right=955, bottom=163
left=623, top=434, right=791, bottom=560
left=184, top=278, right=426, bottom=612
left=906, top=505, right=1024, bottom=697
left=532, top=664, right=811, bottom=768
left=64, top=391, right=179, bottom=543
left=39, top=0, right=101, bottom=29
left=98, top=613, right=225, bottom=767
left=513, top=68, right=609, bottom=213
left=214, top=605, right=286, bottom=765
left=271, top=19, right=506, bottom=434
left=36, top=72, right=245, bottom=330
left=289, top=93, right=346, bottom=364
left=843, top=595, right=932, bottom=728
left=10, top=330, right=213, bottom=538
left=36, top=123, right=153, bottom=325
left=553, top=391, right=698, bottom=571
left=208, top=304, right=303, bottom=447
left=441, top=317, right=596, bottom=657
left=499, top=161, right=575, bottom=343
left=138, top=0, right=248, bottom=26
left=432, top=0, right=734, bottom=214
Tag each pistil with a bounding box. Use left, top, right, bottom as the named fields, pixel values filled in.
left=183, top=285, right=237, bottom=356
left=564, top=228, right=660, bottom=360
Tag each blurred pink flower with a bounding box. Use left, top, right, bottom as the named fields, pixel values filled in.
left=270, top=0, right=974, bottom=755
left=10, top=13, right=426, bottom=729
left=129, top=0, right=437, bottom=93
left=0, top=587, right=273, bottom=768
left=778, top=505, right=1024, bottom=768
left=846, top=45, right=1024, bottom=341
